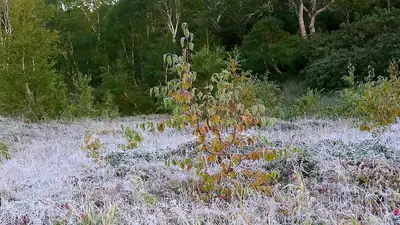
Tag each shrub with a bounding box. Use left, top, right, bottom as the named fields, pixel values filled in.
left=191, top=46, right=227, bottom=88
left=340, top=60, right=400, bottom=127
left=251, top=74, right=284, bottom=118
left=97, top=90, right=120, bottom=119
left=67, top=73, right=98, bottom=118
left=135, top=23, right=293, bottom=202
left=81, top=132, right=104, bottom=160
left=100, top=60, right=154, bottom=115
left=120, top=125, right=143, bottom=150
left=288, top=88, right=323, bottom=118
left=303, top=9, right=400, bottom=91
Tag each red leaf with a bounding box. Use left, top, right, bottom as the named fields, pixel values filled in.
left=217, top=196, right=226, bottom=200
left=394, top=207, right=400, bottom=216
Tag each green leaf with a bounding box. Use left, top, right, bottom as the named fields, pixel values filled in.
left=192, top=72, right=197, bottom=81
left=251, top=105, right=258, bottom=115
left=184, top=29, right=190, bottom=38
left=157, top=122, right=165, bottom=132
left=189, top=43, right=194, bottom=51
left=181, top=37, right=186, bottom=48
left=258, top=105, right=266, bottom=114
left=134, top=133, right=142, bottom=142
left=262, top=137, right=270, bottom=145
left=167, top=55, right=172, bottom=66
left=163, top=54, right=167, bottom=64
left=139, top=123, right=145, bottom=131
left=197, top=92, right=203, bottom=99
left=154, top=87, right=160, bottom=97
left=181, top=22, right=188, bottom=30
left=177, top=65, right=183, bottom=75
left=161, top=87, right=167, bottom=96
left=189, top=33, right=194, bottom=42
left=166, top=119, right=172, bottom=128
left=184, top=158, right=190, bottom=165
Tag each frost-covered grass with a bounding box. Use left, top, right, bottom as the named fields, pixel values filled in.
left=0, top=116, right=400, bottom=225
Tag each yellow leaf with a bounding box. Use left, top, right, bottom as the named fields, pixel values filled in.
left=232, top=154, right=243, bottom=165
left=182, top=105, right=189, bottom=112
left=210, top=115, right=220, bottom=124
left=199, top=134, right=206, bottom=143
left=211, top=139, right=221, bottom=152
left=207, top=154, right=217, bottom=163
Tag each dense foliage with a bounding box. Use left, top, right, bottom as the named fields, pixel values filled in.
left=1, top=0, right=400, bottom=120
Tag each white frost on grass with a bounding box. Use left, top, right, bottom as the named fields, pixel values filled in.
left=0, top=116, right=399, bottom=224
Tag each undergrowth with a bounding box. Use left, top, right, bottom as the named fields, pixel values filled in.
left=340, top=60, right=400, bottom=129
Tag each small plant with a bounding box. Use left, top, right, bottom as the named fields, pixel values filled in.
left=0, top=142, right=11, bottom=160
left=68, top=72, right=98, bottom=118
left=120, top=125, right=143, bottom=149
left=289, top=88, right=322, bottom=118
left=131, top=175, right=157, bottom=206
left=98, top=90, right=120, bottom=119
left=134, top=22, right=292, bottom=202
left=251, top=74, right=284, bottom=118
left=62, top=202, right=119, bottom=225
left=81, top=132, right=103, bottom=159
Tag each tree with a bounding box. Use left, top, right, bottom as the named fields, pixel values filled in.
left=156, top=0, right=184, bottom=43
left=334, top=0, right=374, bottom=23
left=289, top=0, right=336, bottom=38
left=0, top=0, right=68, bottom=119
left=240, top=17, right=302, bottom=80
left=0, top=0, right=11, bottom=44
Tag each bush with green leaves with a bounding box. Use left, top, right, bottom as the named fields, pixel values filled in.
left=303, top=8, right=400, bottom=90
left=191, top=46, right=227, bottom=88
left=81, top=132, right=104, bottom=160
left=120, top=125, right=143, bottom=150
left=100, top=60, right=157, bottom=115
left=340, top=60, right=400, bottom=128
left=134, top=23, right=293, bottom=202
left=240, top=16, right=303, bottom=81
left=287, top=88, right=323, bottom=118
left=250, top=75, right=284, bottom=118
left=97, top=90, right=120, bottom=119
left=67, top=73, right=98, bottom=118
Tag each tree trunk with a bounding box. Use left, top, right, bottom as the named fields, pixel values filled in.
left=309, top=15, right=317, bottom=36
left=307, top=0, right=335, bottom=37
left=298, top=1, right=308, bottom=39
